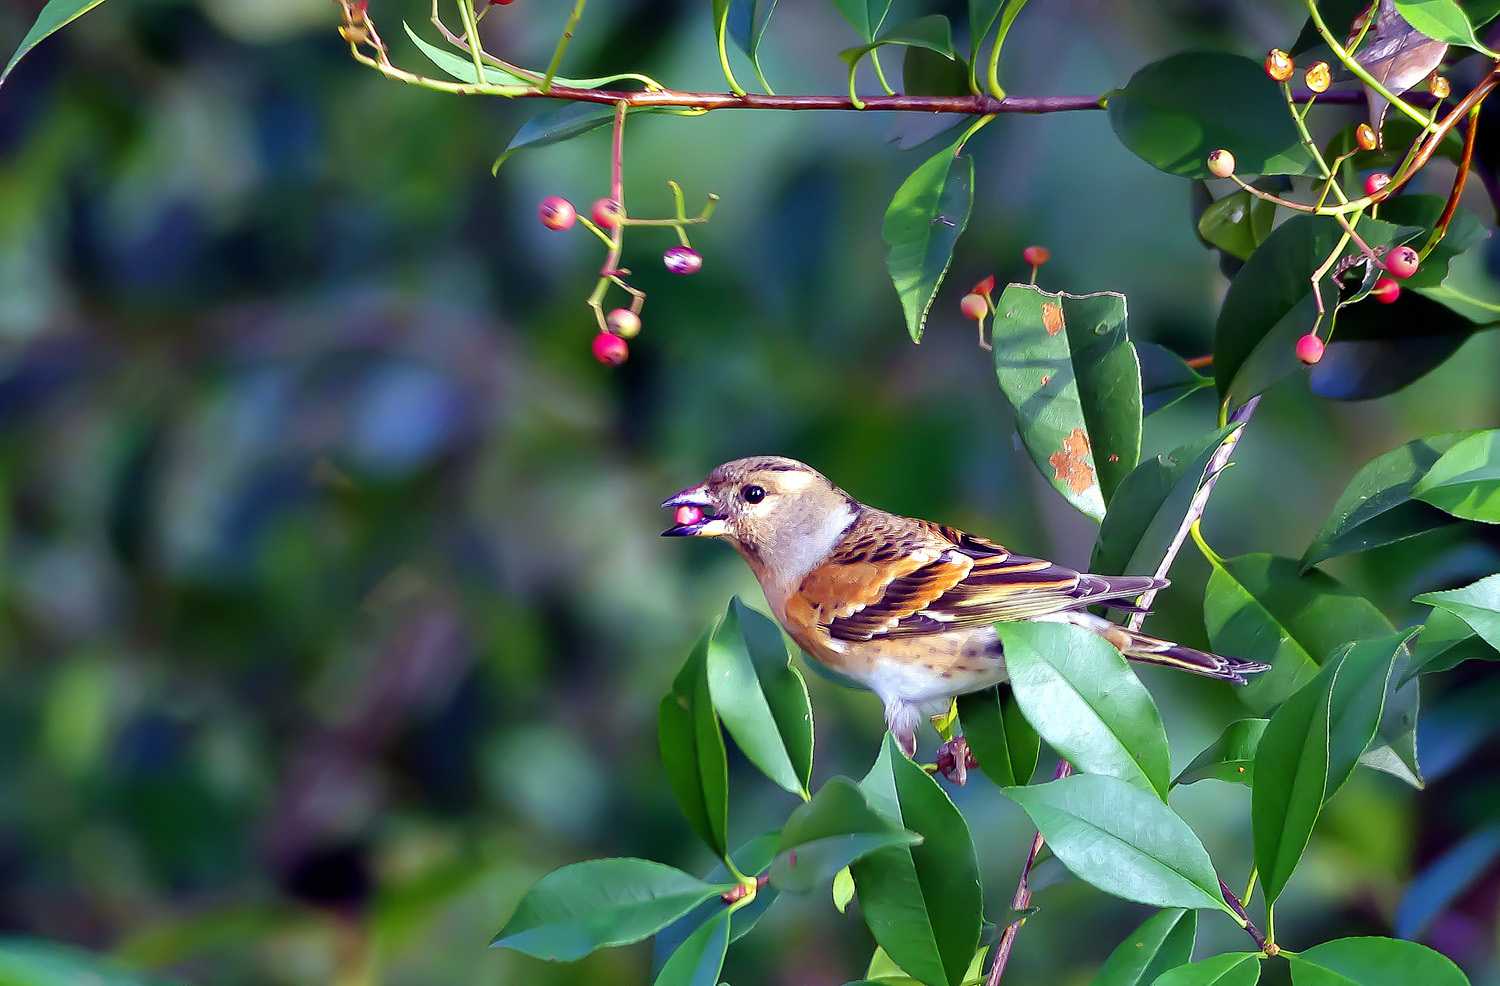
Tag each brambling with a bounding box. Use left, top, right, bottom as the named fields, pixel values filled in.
left=662, top=456, right=1268, bottom=767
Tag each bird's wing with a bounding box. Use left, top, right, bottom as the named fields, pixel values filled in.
left=796, top=514, right=1161, bottom=642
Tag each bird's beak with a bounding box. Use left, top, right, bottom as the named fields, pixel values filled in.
left=661, top=484, right=728, bottom=538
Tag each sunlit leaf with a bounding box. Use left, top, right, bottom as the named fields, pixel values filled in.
left=1414, top=574, right=1500, bottom=650
left=1392, top=0, right=1488, bottom=51
left=1412, top=430, right=1500, bottom=522
left=883, top=135, right=974, bottom=343
left=1288, top=936, right=1470, bottom=986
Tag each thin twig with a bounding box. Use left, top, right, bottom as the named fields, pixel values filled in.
left=1219, top=878, right=1272, bottom=953
left=985, top=760, right=1072, bottom=986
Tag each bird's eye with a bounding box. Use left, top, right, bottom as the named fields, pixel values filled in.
left=742, top=485, right=766, bottom=504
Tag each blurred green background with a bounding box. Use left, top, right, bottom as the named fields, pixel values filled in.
left=2, top=0, right=1500, bottom=983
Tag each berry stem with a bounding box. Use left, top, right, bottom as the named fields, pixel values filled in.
left=869, top=50, right=896, bottom=97
left=453, top=0, right=488, bottom=85
left=985, top=0, right=1029, bottom=100
left=1304, top=0, right=1441, bottom=136
left=540, top=0, right=588, bottom=95
left=714, top=1, right=746, bottom=97
left=1422, top=102, right=1483, bottom=260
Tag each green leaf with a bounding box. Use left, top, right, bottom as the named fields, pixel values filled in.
left=1252, top=658, right=1339, bottom=908
left=652, top=832, right=783, bottom=973
left=1001, top=621, right=1170, bottom=798
left=1392, top=0, right=1488, bottom=51
left=0, top=939, right=185, bottom=986
left=1, top=0, right=112, bottom=87
left=496, top=102, right=679, bottom=169
left=902, top=45, right=971, bottom=97
left=1412, top=430, right=1500, bottom=522
left=1198, top=191, right=1276, bottom=261
left=1325, top=634, right=1409, bottom=796
left=1288, top=937, right=1470, bottom=986
left=770, top=777, right=919, bottom=894
left=1136, top=343, right=1212, bottom=415
left=1203, top=554, right=1394, bottom=713
left=1175, top=718, right=1268, bottom=787
left=883, top=135, right=974, bottom=343
left=956, top=685, right=1039, bottom=787
left=1152, top=952, right=1262, bottom=986
left=1003, top=774, right=1232, bottom=913
left=728, top=0, right=779, bottom=79
left=1405, top=606, right=1500, bottom=679
left=490, top=859, right=728, bottom=960
left=1088, top=909, right=1196, bottom=986
left=1213, top=215, right=1403, bottom=402
left=1107, top=53, right=1315, bottom=178
left=968, top=0, right=1007, bottom=65
left=852, top=736, right=982, bottom=986
left=1415, top=574, right=1500, bottom=651
left=706, top=598, right=814, bottom=797
left=840, top=16, right=956, bottom=67
left=653, top=909, right=729, bottom=986
left=659, top=631, right=731, bottom=859
left=1303, top=432, right=1476, bottom=568
left=1091, top=424, right=1239, bottom=577
left=992, top=285, right=1143, bottom=516
left=402, top=22, right=645, bottom=90
left=832, top=0, right=895, bottom=39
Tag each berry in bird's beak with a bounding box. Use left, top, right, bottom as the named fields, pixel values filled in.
left=661, top=484, right=727, bottom=537
left=674, top=504, right=703, bottom=527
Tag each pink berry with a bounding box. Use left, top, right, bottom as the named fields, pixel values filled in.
left=1386, top=245, right=1419, bottom=279
left=1371, top=277, right=1401, bottom=304
left=973, top=275, right=995, bottom=295
left=539, top=196, right=576, bottom=231
left=1022, top=245, right=1050, bottom=267
left=1295, top=333, right=1325, bottom=365
left=960, top=293, right=988, bottom=321
left=591, top=198, right=624, bottom=228
left=592, top=332, right=628, bottom=365
left=1206, top=149, right=1235, bottom=178
left=606, top=308, right=641, bottom=338
left=663, top=246, right=703, bottom=275
left=1364, top=173, right=1390, bottom=196
left=673, top=504, right=703, bottom=527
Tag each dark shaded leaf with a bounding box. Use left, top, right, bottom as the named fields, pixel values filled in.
left=771, top=777, right=919, bottom=894
left=1136, top=343, right=1212, bottom=415
left=1198, top=191, right=1276, bottom=261
left=728, top=0, right=778, bottom=74
left=653, top=833, right=782, bottom=973
left=883, top=135, right=974, bottom=343
left=833, top=0, right=895, bottom=39
left=490, top=859, right=727, bottom=960
left=902, top=45, right=970, bottom=97
left=659, top=632, right=730, bottom=859
left=497, top=102, right=679, bottom=168
left=840, top=16, right=955, bottom=68
left=1175, top=718, right=1268, bottom=787
left=653, top=909, right=729, bottom=986
left=1088, top=908, right=1196, bottom=986
left=1108, top=53, right=1314, bottom=178
left=956, top=685, right=1039, bottom=787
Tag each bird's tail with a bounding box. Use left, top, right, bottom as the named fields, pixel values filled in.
left=1062, top=611, right=1270, bottom=684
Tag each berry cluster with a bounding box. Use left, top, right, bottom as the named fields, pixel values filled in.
left=961, top=247, right=1049, bottom=348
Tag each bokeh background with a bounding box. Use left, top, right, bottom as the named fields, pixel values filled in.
left=2, top=0, right=1500, bottom=983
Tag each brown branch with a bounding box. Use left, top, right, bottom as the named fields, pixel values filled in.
left=1219, top=877, right=1272, bottom=954
left=985, top=760, right=1072, bottom=986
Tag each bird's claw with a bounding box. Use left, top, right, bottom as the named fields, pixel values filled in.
left=933, top=736, right=977, bottom=785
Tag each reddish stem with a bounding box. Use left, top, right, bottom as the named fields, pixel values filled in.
left=985, top=760, right=1072, bottom=986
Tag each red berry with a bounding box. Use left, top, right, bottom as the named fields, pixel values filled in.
left=606, top=308, right=641, bottom=338
left=538, top=196, right=576, bottom=230
left=591, top=198, right=624, bottom=228
left=1371, top=277, right=1401, bottom=304
left=973, top=275, right=995, bottom=295
left=673, top=504, right=703, bottom=527
left=1206, top=149, right=1235, bottom=178
left=1364, top=173, right=1390, bottom=196
left=1265, top=49, right=1294, bottom=82
left=1022, top=245, right=1050, bottom=267
left=1295, top=333, right=1325, bottom=365
left=960, top=293, right=988, bottom=321
left=592, top=332, right=628, bottom=365
left=663, top=246, right=703, bottom=275
left=1386, top=245, right=1419, bottom=279
left=491, top=0, right=517, bottom=5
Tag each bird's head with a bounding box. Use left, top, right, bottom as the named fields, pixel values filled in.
left=661, top=456, right=858, bottom=571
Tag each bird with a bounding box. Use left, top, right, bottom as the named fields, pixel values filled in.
left=662, top=455, right=1268, bottom=776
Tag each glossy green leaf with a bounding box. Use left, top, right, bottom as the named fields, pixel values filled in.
left=728, top=0, right=779, bottom=79
left=1136, top=343, right=1212, bottom=415
left=496, top=102, right=679, bottom=169
left=853, top=736, right=982, bottom=986
left=1175, top=718, right=1267, bottom=787
left=1288, top=937, right=1470, bottom=986
left=1, top=0, right=112, bottom=87
left=1001, top=621, right=1170, bottom=798
left=1203, top=554, right=1394, bottom=713
left=992, top=285, right=1142, bottom=516
left=883, top=134, right=974, bottom=343
left=1092, top=424, right=1239, bottom=577
left=1405, top=606, right=1500, bottom=680
left=1360, top=640, right=1424, bottom=790
left=840, top=16, right=956, bottom=67
left=1325, top=634, right=1408, bottom=796
left=659, top=632, right=730, bottom=859
left=653, top=909, right=729, bottom=986
left=968, top=0, right=1007, bottom=65
left=833, top=0, right=895, bottom=39
left=1413, top=430, right=1500, bottom=522
left=1152, top=952, right=1262, bottom=986
left=833, top=866, right=856, bottom=913
left=1088, top=908, right=1196, bottom=986
left=1252, top=658, right=1339, bottom=908
left=1198, top=191, right=1276, bottom=261
left=403, top=23, right=646, bottom=90
left=1303, top=432, right=1475, bottom=568
left=1003, top=774, right=1232, bottom=913
left=1415, top=574, right=1500, bottom=650
left=902, top=45, right=970, bottom=97
left=771, top=777, right=919, bottom=894
left=652, top=832, right=782, bottom=973
left=490, top=859, right=728, bottom=960
left=1108, top=53, right=1314, bottom=178
left=956, top=685, right=1039, bottom=787
left=1392, top=0, right=1487, bottom=51
left=0, top=939, right=185, bottom=986
left=706, top=598, right=813, bottom=797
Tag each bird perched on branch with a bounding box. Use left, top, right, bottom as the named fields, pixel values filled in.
left=662, top=456, right=1267, bottom=773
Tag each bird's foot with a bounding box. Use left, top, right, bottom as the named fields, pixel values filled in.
left=933, top=736, right=977, bottom=785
